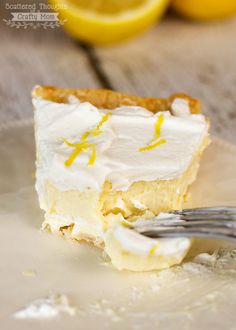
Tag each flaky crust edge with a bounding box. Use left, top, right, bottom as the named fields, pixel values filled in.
left=32, top=85, right=201, bottom=114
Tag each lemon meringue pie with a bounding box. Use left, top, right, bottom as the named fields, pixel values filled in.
left=32, top=86, right=210, bottom=271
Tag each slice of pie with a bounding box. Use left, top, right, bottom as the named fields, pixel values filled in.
left=32, top=86, right=210, bottom=271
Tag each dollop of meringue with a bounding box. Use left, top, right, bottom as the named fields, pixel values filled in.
left=33, top=97, right=208, bottom=194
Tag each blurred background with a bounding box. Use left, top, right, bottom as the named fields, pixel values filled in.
left=1, top=0, right=236, bottom=142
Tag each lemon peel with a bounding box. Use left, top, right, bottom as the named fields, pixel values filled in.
left=139, top=113, right=167, bottom=152
left=91, top=112, right=111, bottom=136
left=154, top=112, right=164, bottom=140
left=64, top=112, right=111, bottom=167
left=149, top=244, right=158, bottom=256
left=172, top=0, right=236, bottom=21
left=48, top=0, right=169, bottom=45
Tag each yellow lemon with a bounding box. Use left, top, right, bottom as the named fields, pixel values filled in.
left=49, top=0, right=169, bottom=45
left=172, top=0, right=236, bottom=21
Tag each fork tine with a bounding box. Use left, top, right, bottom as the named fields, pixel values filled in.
left=135, top=219, right=236, bottom=229
left=171, top=206, right=236, bottom=216
left=138, top=226, right=236, bottom=241
left=133, top=206, right=236, bottom=242
left=170, top=207, right=236, bottom=221
left=179, top=214, right=236, bottom=221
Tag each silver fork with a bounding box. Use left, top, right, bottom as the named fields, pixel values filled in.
left=134, top=207, right=236, bottom=241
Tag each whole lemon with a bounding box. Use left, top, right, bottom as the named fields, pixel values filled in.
left=172, top=0, right=236, bottom=21
left=49, top=0, right=169, bottom=45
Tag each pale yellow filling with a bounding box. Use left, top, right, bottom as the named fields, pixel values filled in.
left=104, top=232, right=190, bottom=271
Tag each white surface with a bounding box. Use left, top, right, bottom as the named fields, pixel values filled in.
left=0, top=121, right=236, bottom=330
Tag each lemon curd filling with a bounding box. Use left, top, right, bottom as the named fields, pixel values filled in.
left=33, top=86, right=210, bottom=271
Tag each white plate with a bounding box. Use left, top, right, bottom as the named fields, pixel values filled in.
left=0, top=120, right=236, bottom=330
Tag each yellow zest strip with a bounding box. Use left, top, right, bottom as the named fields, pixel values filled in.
left=91, top=112, right=111, bottom=136
left=138, top=114, right=167, bottom=152
left=139, top=139, right=166, bottom=152
left=149, top=244, right=158, bottom=256
left=64, top=139, right=78, bottom=147
left=64, top=113, right=111, bottom=167
left=87, top=145, right=96, bottom=166
left=81, top=131, right=90, bottom=141
left=64, top=140, right=87, bottom=167
left=154, top=113, right=165, bottom=141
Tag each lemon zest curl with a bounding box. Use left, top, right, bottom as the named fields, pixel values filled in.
left=64, top=112, right=111, bottom=167
left=138, top=113, right=167, bottom=152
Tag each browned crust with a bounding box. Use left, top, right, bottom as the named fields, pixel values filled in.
left=32, top=85, right=201, bottom=114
